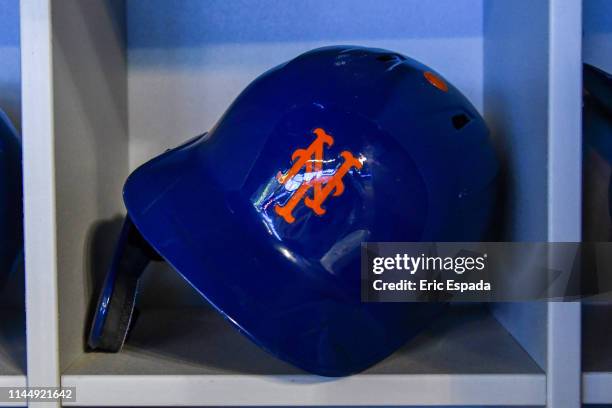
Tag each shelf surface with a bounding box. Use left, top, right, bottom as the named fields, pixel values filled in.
left=0, top=308, right=26, bottom=377
left=0, top=308, right=27, bottom=407
left=63, top=304, right=544, bottom=406
left=582, top=303, right=612, bottom=404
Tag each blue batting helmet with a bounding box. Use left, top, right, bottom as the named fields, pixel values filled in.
left=584, top=64, right=612, bottom=233
left=89, top=46, right=498, bottom=376
left=0, top=108, right=22, bottom=290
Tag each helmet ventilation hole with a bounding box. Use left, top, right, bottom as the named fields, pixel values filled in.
left=452, top=113, right=471, bottom=130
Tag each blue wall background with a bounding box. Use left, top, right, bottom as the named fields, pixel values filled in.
left=129, top=0, right=482, bottom=49
left=126, top=0, right=484, bottom=170
left=584, top=0, right=612, bottom=73
left=0, top=0, right=20, bottom=132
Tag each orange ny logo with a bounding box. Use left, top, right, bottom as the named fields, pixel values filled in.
left=275, top=128, right=362, bottom=223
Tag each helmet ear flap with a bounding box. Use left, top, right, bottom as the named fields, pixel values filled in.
left=88, top=216, right=160, bottom=351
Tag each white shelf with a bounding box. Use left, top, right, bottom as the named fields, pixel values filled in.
left=62, top=305, right=544, bottom=406
left=583, top=373, right=612, bottom=405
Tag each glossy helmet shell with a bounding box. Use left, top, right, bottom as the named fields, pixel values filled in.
left=122, top=46, right=498, bottom=376
left=583, top=64, right=612, bottom=230
left=0, top=108, right=22, bottom=290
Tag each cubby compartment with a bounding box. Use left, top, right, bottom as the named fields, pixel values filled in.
left=64, top=304, right=545, bottom=406
left=582, top=0, right=612, bottom=405
left=20, top=0, right=584, bottom=406
left=583, top=304, right=612, bottom=405
left=0, top=0, right=26, bottom=401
